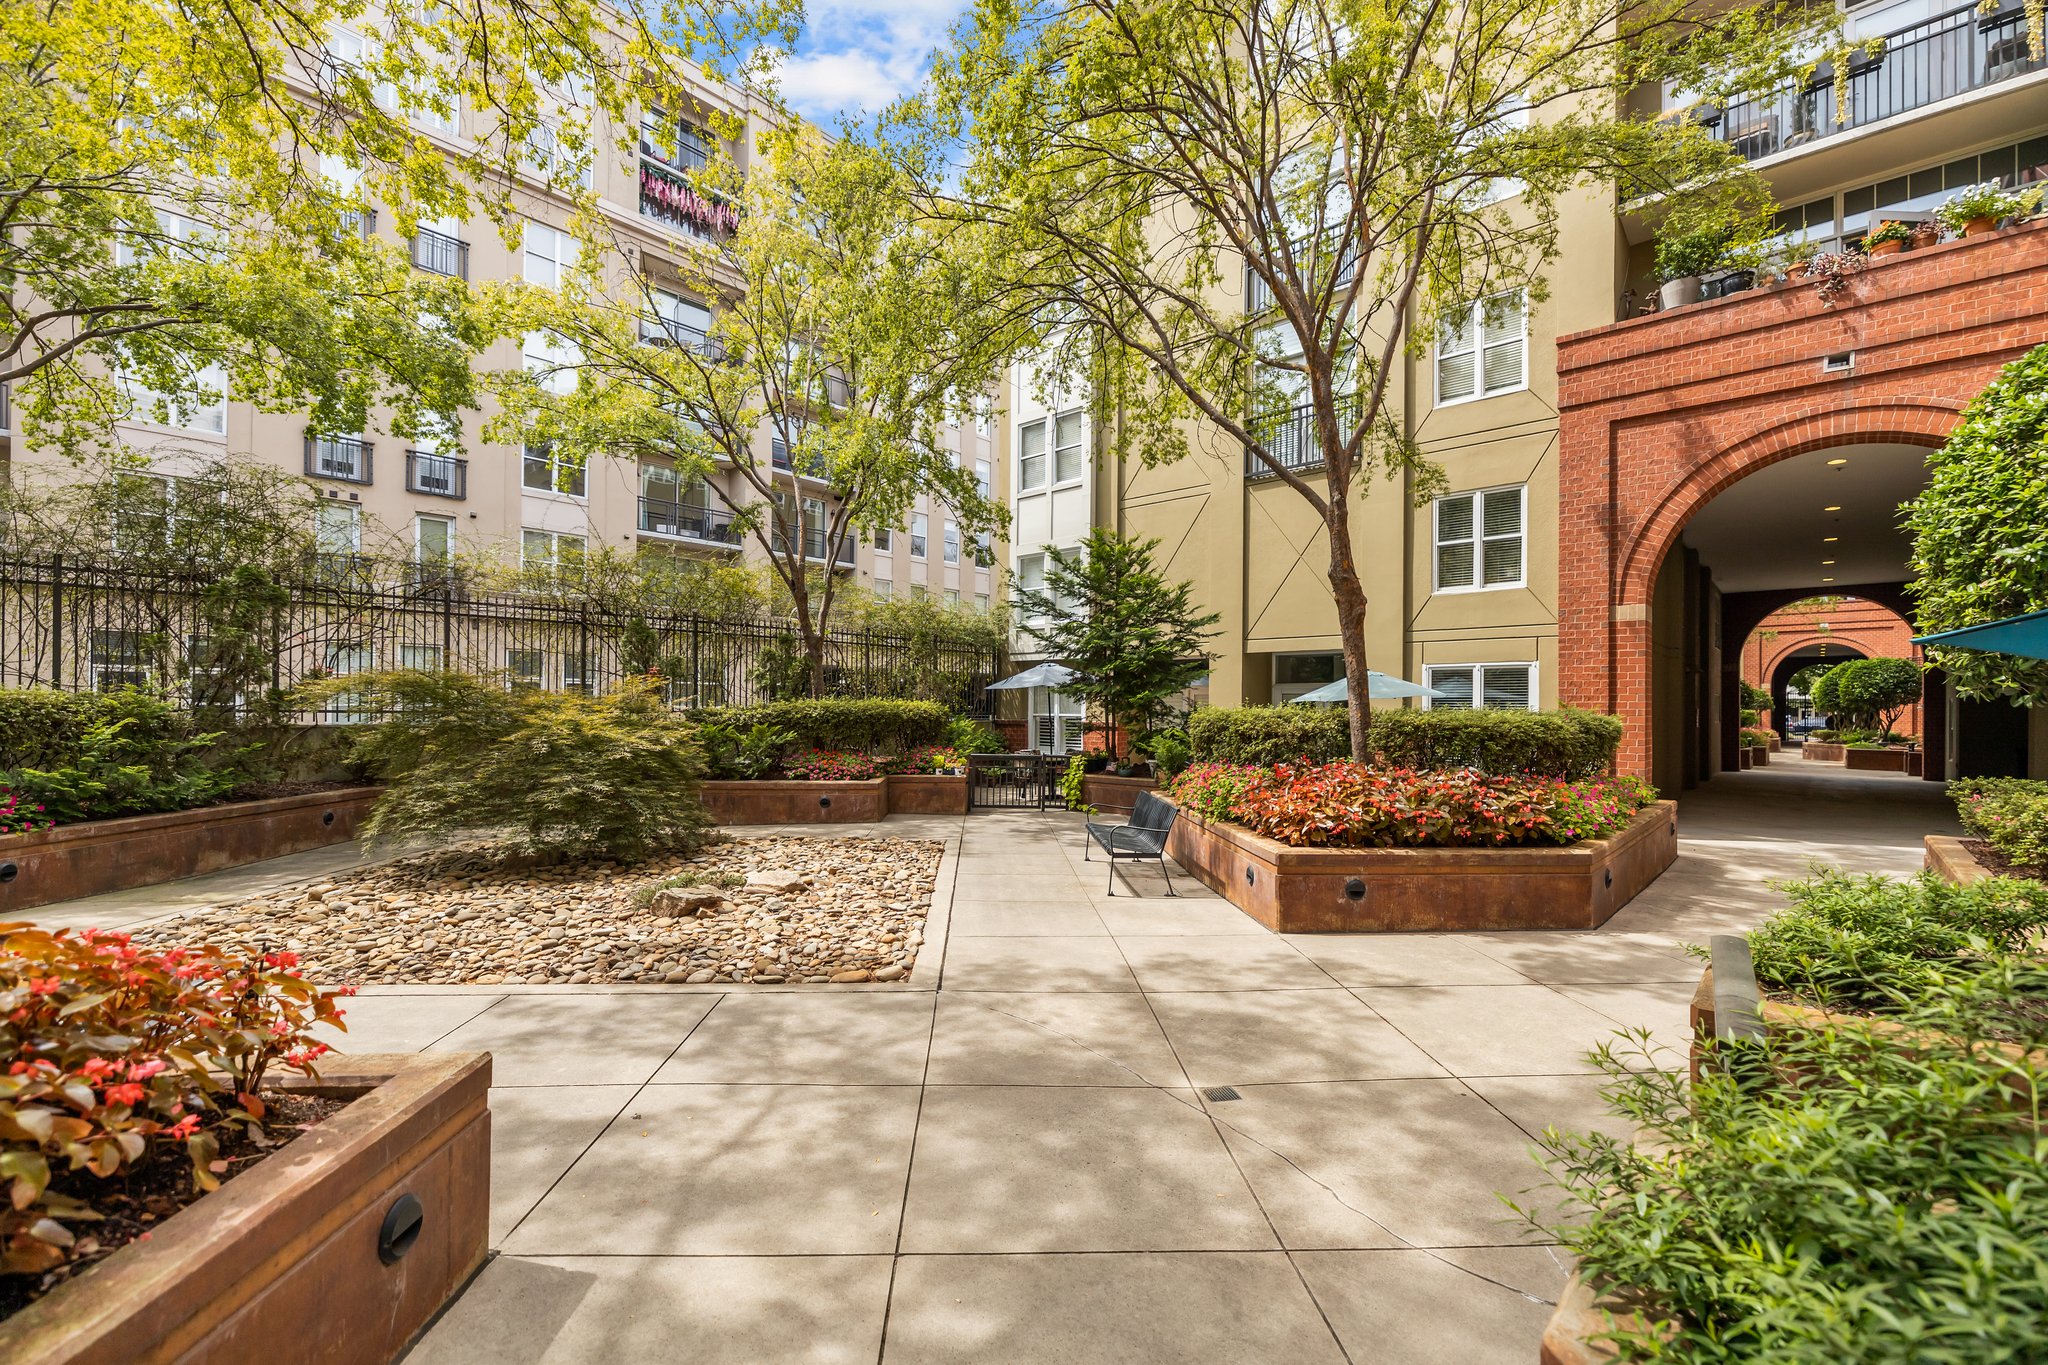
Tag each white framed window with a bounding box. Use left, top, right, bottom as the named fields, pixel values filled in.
left=874, top=580, right=893, bottom=599
left=874, top=525, right=893, bottom=554
left=911, top=584, right=928, bottom=600
left=945, top=588, right=960, bottom=605
left=522, top=439, right=586, bottom=497
left=327, top=27, right=397, bottom=108
left=321, top=644, right=375, bottom=723
left=1016, top=552, right=1047, bottom=624
left=942, top=521, right=960, bottom=564
left=976, top=459, right=992, bottom=499
left=522, top=330, right=580, bottom=395
left=1053, top=410, right=1086, bottom=483
left=1435, top=290, right=1526, bottom=406
left=1033, top=688, right=1086, bottom=754
left=1424, top=663, right=1537, bottom=711
left=523, top=123, right=593, bottom=190
left=975, top=592, right=989, bottom=611
left=910, top=512, right=928, bottom=559
left=1017, top=420, right=1047, bottom=491
left=507, top=648, right=546, bottom=689
left=399, top=644, right=444, bottom=672
left=120, top=362, right=228, bottom=435
left=522, top=220, right=576, bottom=288
left=314, top=502, right=361, bottom=555
left=90, top=629, right=152, bottom=691
left=520, top=527, right=585, bottom=574
left=645, top=289, right=712, bottom=349
left=415, top=514, right=454, bottom=563
left=1433, top=486, right=1525, bottom=592
left=974, top=531, right=993, bottom=568
left=639, top=112, right=713, bottom=171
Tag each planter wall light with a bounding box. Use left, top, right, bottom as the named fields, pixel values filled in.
left=0, top=862, right=16, bottom=884
left=322, top=809, right=336, bottom=826
left=378, top=1193, right=424, bottom=1265
left=1344, top=878, right=1367, bottom=901
left=818, top=795, right=832, bottom=809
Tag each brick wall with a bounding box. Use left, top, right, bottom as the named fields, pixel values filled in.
left=1741, top=598, right=1922, bottom=739
left=1558, top=222, right=2048, bottom=777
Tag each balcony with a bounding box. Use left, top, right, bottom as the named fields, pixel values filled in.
left=638, top=497, right=744, bottom=548
left=775, top=527, right=857, bottom=567
left=1247, top=228, right=1362, bottom=314
left=639, top=316, right=729, bottom=362
left=638, top=161, right=739, bottom=240
left=406, top=450, right=467, bottom=499
left=1243, top=395, right=1356, bottom=481
left=305, top=434, right=373, bottom=484
left=771, top=438, right=832, bottom=483
left=410, top=228, right=469, bottom=279
left=1700, top=3, right=2040, bottom=163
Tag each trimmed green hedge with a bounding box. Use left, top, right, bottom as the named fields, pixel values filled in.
left=0, top=688, right=235, bottom=824
left=691, top=699, right=951, bottom=754
left=1366, top=707, right=1622, bottom=780
left=1187, top=706, right=1350, bottom=766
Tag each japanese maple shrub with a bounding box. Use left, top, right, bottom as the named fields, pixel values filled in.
left=1, top=923, right=349, bottom=1275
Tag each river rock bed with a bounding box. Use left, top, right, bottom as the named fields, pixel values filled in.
left=131, top=837, right=943, bottom=986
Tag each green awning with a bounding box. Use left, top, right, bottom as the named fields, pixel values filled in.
left=1913, top=609, right=2048, bottom=662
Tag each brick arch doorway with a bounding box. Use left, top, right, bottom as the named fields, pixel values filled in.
left=1734, top=593, right=1926, bottom=751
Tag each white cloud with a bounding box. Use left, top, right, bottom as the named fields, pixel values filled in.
left=775, top=0, right=967, bottom=125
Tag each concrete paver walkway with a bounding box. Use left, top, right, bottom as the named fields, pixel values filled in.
left=21, top=762, right=1958, bottom=1362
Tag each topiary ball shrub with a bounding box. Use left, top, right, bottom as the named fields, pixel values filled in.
left=1366, top=707, right=1622, bottom=779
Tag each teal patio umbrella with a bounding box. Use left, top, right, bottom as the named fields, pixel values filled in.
left=1914, top=609, right=2048, bottom=661
left=1287, top=672, right=1445, bottom=704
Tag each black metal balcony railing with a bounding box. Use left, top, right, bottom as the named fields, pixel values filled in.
left=1704, top=3, right=2040, bottom=162
left=305, top=434, right=372, bottom=484
left=771, top=439, right=831, bottom=481
left=1247, top=228, right=1363, bottom=314
left=639, top=316, right=729, bottom=361
left=774, top=527, right=857, bottom=565
left=405, top=450, right=467, bottom=499
left=338, top=208, right=378, bottom=242
left=1243, top=396, right=1359, bottom=481
left=410, top=228, right=469, bottom=279
left=638, top=498, right=744, bottom=547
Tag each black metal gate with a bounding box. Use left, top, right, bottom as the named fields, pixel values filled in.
left=967, top=753, right=1052, bottom=810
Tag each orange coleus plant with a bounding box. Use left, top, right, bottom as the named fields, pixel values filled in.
left=0, top=924, right=351, bottom=1275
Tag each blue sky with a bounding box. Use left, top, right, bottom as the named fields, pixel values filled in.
left=776, top=0, right=971, bottom=127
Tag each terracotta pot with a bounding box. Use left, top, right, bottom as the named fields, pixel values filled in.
left=1910, top=223, right=1941, bottom=249
left=1658, top=276, right=1703, bottom=310
left=1867, top=238, right=1905, bottom=257
left=1785, top=262, right=1812, bottom=282
left=1963, top=216, right=1997, bottom=237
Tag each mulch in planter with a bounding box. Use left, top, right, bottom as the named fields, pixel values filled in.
left=1960, top=838, right=2048, bottom=886
left=0, top=1090, right=347, bottom=1322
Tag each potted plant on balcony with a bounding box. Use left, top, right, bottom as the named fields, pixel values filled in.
left=1860, top=219, right=1913, bottom=257
left=1653, top=226, right=1727, bottom=310
left=1935, top=180, right=2046, bottom=239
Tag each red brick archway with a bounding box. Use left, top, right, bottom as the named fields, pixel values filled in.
left=1557, top=223, right=2048, bottom=779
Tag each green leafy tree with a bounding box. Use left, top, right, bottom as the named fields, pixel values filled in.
left=303, top=671, right=713, bottom=863
left=1012, top=529, right=1221, bottom=753
left=1834, top=657, right=1922, bottom=741
left=1, top=0, right=793, bottom=452
left=1906, top=344, right=2048, bottom=702
left=921, top=0, right=1835, bottom=756
left=488, top=125, right=1020, bottom=697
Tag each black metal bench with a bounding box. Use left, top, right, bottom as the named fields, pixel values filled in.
left=1083, top=791, right=1179, bottom=896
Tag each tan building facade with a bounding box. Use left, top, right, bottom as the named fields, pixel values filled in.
left=1022, top=0, right=2048, bottom=785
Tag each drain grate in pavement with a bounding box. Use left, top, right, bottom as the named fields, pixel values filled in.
left=1203, top=1086, right=1241, bottom=1102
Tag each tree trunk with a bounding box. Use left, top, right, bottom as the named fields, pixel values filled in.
left=1326, top=504, right=1373, bottom=760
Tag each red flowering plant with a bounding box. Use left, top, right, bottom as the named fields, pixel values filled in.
left=0, top=789, right=51, bottom=838
left=899, top=745, right=967, bottom=774
left=0, top=923, right=351, bottom=1274
left=779, top=749, right=892, bottom=781
left=1169, top=762, right=1656, bottom=848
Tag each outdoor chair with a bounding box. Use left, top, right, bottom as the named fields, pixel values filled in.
left=1083, top=791, right=1179, bottom=896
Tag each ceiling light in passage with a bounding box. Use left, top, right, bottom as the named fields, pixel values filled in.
left=1821, top=577, right=1835, bottom=582
left=1824, top=536, right=1840, bottom=543
left=1826, top=458, right=1848, bottom=466
left=1823, top=505, right=1842, bottom=512
left=1822, top=560, right=1836, bottom=565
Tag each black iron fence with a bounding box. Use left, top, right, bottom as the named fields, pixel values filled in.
left=0, top=553, right=1001, bottom=721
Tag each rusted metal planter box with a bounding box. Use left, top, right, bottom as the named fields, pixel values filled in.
left=1165, top=801, right=1677, bottom=933
left=1746, top=745, right=1769, bottom=768
left=1540, top=1273, right=1659, bottom=1364
left=0, top=1053, right=491, bottom=1365
left=1844, top=747, right=1911, bottom=773
left=883, top=773, right=970, bottom=815
left=699, top=778, right=889, bottom=824
left=1080, top=772, right=1158, bottom=813
left=1801, top=742, right=1846, bottom=761
left=0, top=788, right=381, bottom=914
